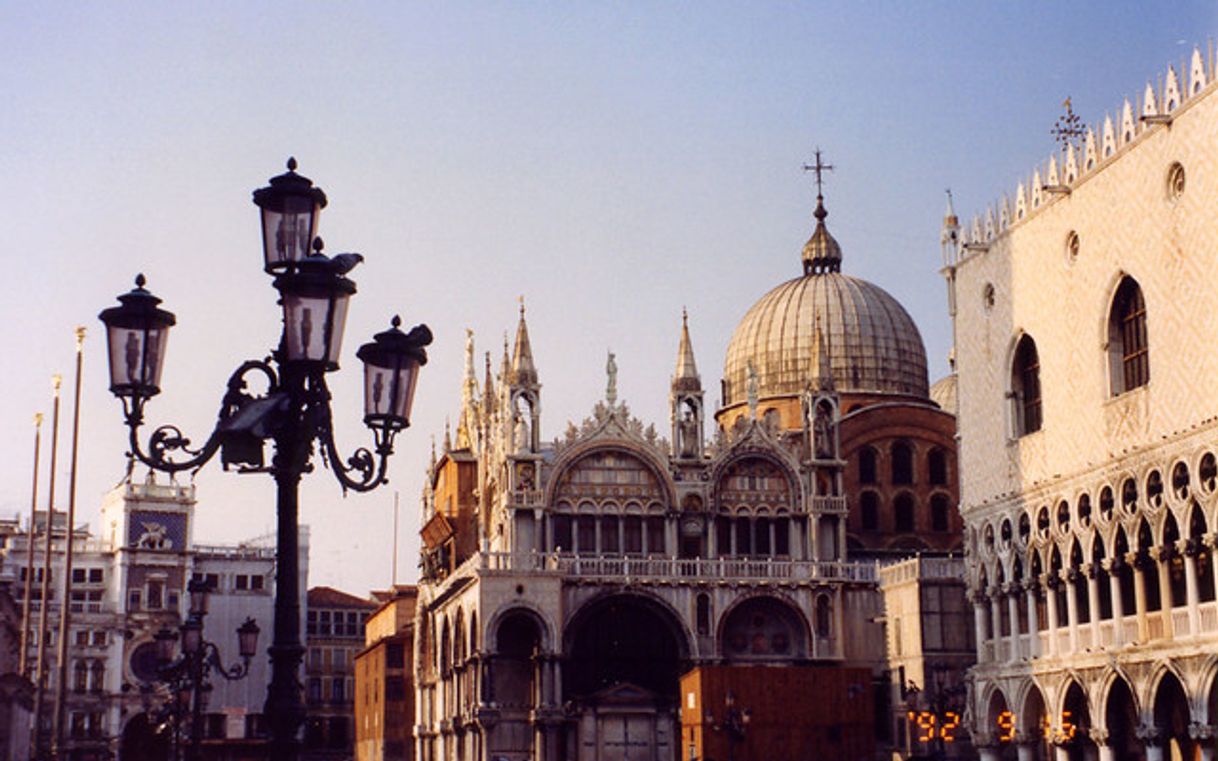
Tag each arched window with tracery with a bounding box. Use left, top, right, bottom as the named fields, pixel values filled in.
left=1108, top=276, right=1149, bottom=394
left=1011, top=334, right=1042, bottom=436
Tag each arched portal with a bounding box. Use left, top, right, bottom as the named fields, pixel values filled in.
left=1152, top=670, right=1193, bottom=761
left=1104, top=676, right=1141, bottom=761
left=565, top=594, right=689, bottom=700
left=119, top=713, right=170, bottom=761
left=484, top=609, right=546, bottom=761
left=495, top=610, right=543, bottom=709
left=565, top=595, right=688, bottom=761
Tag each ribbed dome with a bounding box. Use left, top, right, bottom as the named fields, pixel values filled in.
left=723, top=273, right=930, bottom=405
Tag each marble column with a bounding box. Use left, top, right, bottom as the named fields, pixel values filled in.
left=1209, top=535, right=1218, bottom=605
left=1025, top=584, right=1040, bottom=656
left=1045, top=575, right=1060, bottom=656
left=973, top=592, right=990, bottom=661
left=1184, top=539, right=1201, bottom=635
left=1139, top=725, right=1164, bottom=761
left=1064, top=569, right=1080, bottom=653
left=1007, top=585, right=1022, bottom=660
left=1105, top=559, right=1125, bottom=646
left=1131, top=551, right=1149, bottom=642
left=990, top=590, right=1005, bottom=660
left=1092, top=728, right=1114, bottom=761
left=1015, top=741, right=1036, bottom=761
left=1188, top=722, right=1215, bottom=761
left=1155, top=547, right=1175, bottom=637
left=1086, top=563, right=1103, bottom=647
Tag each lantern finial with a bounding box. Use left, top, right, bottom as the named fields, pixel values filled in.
left=287, top=156, right=298, bottom=171
left=135, top=273, right=146, bottom=288
left=391, top=315, right=401, bottom=329
left=312, top=237, right=324, bottom=254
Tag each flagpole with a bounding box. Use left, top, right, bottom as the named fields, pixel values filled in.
left=19, top=413, right=43, bottom=679
left=392, top=491, right=400, bottom=586
left=51, top=327, right=86, bottom=760
left=31, top=374, right=62, bottom=761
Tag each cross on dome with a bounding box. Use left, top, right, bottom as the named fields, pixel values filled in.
left=799, top=148, right=842, bottom=274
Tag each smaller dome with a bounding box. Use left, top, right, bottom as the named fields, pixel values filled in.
left=929, top=374, right=957, bottom=416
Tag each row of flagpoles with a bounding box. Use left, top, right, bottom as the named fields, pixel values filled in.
left=22, top=326, right=86, bottom=761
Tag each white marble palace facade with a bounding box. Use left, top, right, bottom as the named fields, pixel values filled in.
left=947, top=45, right=1218, bottom=761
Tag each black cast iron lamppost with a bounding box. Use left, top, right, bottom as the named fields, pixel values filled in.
left=154, top=580, right=260, bottom=761
left=98, top=159, right=432, bottom=761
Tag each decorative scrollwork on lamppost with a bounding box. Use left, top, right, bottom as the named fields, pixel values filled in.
left=153, top=580, right=260, bottom=761
left=98, top=159, right=432, bottom=761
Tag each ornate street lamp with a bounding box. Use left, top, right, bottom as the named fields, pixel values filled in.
left=98, top=159, right=430, bottom=761
left=252, top=157, right=327, bottom=273
left=705, top=691, right=751, bottom=761
left=152, top=580, right=261, bottom=761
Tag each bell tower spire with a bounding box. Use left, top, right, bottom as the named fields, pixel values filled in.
left=671, top=309, right=704, bottom=460
left=506, top=298, right=541, bottom=454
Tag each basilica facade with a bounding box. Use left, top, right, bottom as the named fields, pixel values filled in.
left=414, top=186, right=966, bottom=761
left=948, top=46, right=1218, bottom=761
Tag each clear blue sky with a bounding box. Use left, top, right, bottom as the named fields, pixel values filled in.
left=1, top=3, right=1213, bottom=595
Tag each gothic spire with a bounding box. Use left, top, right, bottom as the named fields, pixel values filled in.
left=810, top=318, right=834, bottom=391
left=510, top=298, right=538, bottom=387
left=672, top=308, right=701, bottom=392
left=482, top=351, right=496, bottom=415
left=456, top=329, right=478, bottom=449
left=940, top=189, right=961, bottom=269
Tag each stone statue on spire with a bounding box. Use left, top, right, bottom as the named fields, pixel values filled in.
left=606, top=351, right=618, bottom=406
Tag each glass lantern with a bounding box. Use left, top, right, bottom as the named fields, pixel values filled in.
left=237, top=618, right=260, bottom=660
left=273, top=259, right=356, bottom=370
left=98, top=274, right=177, bottom=399
left=252, top=157, right=328, bottom=273
left=188, top=578, right=211, bottom=617
left=356, top=316, right=432, bottom=434
left=180, top=617, right=203, bottom=656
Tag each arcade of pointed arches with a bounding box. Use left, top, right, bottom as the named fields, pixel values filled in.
left=538, top=444, right=826, bottom=561
left=977, top=663, right=1218, bottom=761
left=969, top=447, right=1218, bottom=759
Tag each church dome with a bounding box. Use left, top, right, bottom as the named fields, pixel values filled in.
left=722, top=194, right=930, bottom=406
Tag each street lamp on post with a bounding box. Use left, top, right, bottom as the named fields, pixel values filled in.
left=705, top=690, right=751, bottom=761
left=152, top=581, right=261, bottom=761
left=98, top=159, right=432, bottom=761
